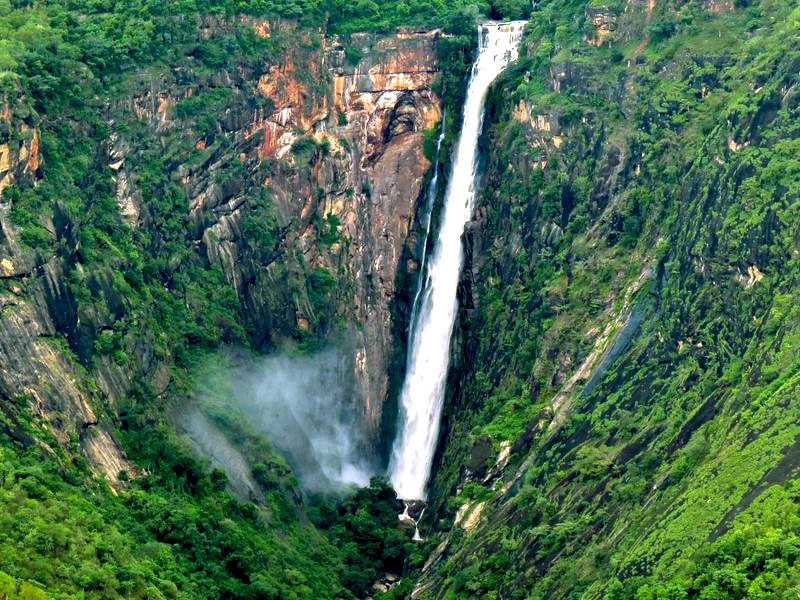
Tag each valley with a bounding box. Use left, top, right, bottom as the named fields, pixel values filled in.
left=1, top=0, right=799, bottom=599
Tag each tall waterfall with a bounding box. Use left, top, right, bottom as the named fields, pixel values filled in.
left=408, top=115, right=445, bottom=342
left=390, top=21, right=527, bottom=500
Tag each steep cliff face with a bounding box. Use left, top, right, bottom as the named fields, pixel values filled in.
left=0, top=105, right=134, bottom=484
left=0, top=18, right=441, bottom=483
left=198, top=22, right=442, bottom=440
left=414, top=1, right=800, bottom=598
left=146, top=20, right=442, bottom=441
left=318, top=27, right=441, bottom=435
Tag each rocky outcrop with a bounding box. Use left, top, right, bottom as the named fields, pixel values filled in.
left=326, top=31, right=441, bottom=433
left=0, top=111, right=41, bottom=281
left=0, top=20, right=442, bottom=482
left=106, top=132, right=142, bottom=228
left=0, top=259, right=134, bottom=485
left=512, top=101, right=563, bottom=166
left=0, top=119, right=39, bottom=198
left=585, top=5, right=619, bottom=46
left=188, top=23, right=443, bottom=440
left=1, top=100, right=133, bottom=481
left=704, top=0, right=734, bottom=13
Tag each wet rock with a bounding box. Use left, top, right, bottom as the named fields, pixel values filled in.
left=369, top=573, right=399, bottom=598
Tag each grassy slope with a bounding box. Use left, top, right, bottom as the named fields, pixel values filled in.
left=422, top=1, right=800, bottom=598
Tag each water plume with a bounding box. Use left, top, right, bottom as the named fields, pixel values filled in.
left=185, top=347, right=374, bottom=494
left=236, top=348, right=374, bottom=492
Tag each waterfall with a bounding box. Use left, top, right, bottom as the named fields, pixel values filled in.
left=408, top=114, right=445, bottom=342
left=389, top=21, right=527, bottom=501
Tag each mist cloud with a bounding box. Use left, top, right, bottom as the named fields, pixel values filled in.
left=227, top=347, right=374, bottom=493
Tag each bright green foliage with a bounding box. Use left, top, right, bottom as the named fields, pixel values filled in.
left=0, top=442, right=343, bottom=599
left=310, top=478, right=414, bottom=597
left=0, top=571, right=49, bottom=600
left=0, top=0, right=471, bottom=596
left=422, top=0, right=800, bottom=598
left=607, top=482, right=800, bottom=599
left=4, top=0, right=800, bottom=597
left=325, top=0, right=535, bottom=34
left=326, top=0, right=487, bottom=34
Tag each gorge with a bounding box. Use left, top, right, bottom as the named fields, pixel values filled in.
left=1, top=1, right=800, bottom=599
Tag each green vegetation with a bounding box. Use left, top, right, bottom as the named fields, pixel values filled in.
left=3, top=0, right=799, bottom=596
left=0, top=0, right=487, bottom=596
left=421, top=0, right=800, bottom=598
left=310, top=478, right=414, bottom=597
left=0, top=441, right=343, bottom=599
left=0, top=352, right=419, bottom=599
left=325, top=0, right=529, bottom=34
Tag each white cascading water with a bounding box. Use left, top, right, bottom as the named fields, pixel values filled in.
left=390, top=21, right=527, bottom=500
left=408, top=115, right=445, bottom=339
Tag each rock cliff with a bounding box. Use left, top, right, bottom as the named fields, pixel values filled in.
left=414, top=2, right=800, bottom=597
left=0, top=106, right=134, bottom=484
left=0, top=19, right=442, bottom=481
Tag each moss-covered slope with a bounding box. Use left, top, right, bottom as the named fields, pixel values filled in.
left=418, top=1, right=800, bottom=598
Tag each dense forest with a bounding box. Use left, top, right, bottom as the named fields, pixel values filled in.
left=1, top=0, right=799, bottom=598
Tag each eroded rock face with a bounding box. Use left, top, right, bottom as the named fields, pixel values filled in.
left=0, top=117, right=39, bottom=198
left=1, top=100, right=132, bottom=480
left=0, top=259, right=134, bottom=485
left=192, top=23, right=442, bottom=440
left=585, top=5, right=619, bottom=46
left=321, top=30, right=441, bottom=435
left=107, top=132, right=142, bottom=228
left=0, top=21, right=442, bottom=481
left=108, top=20, right=442, bottom=443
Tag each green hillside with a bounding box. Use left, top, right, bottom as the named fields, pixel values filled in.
left=1, top=0, right=799, bottom=598
left=419, top=1, right=800, bottom=598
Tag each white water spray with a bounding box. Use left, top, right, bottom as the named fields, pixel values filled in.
left=390, top=21, right=526, bottom=500
left=408, top=116, right=446, bottom=338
